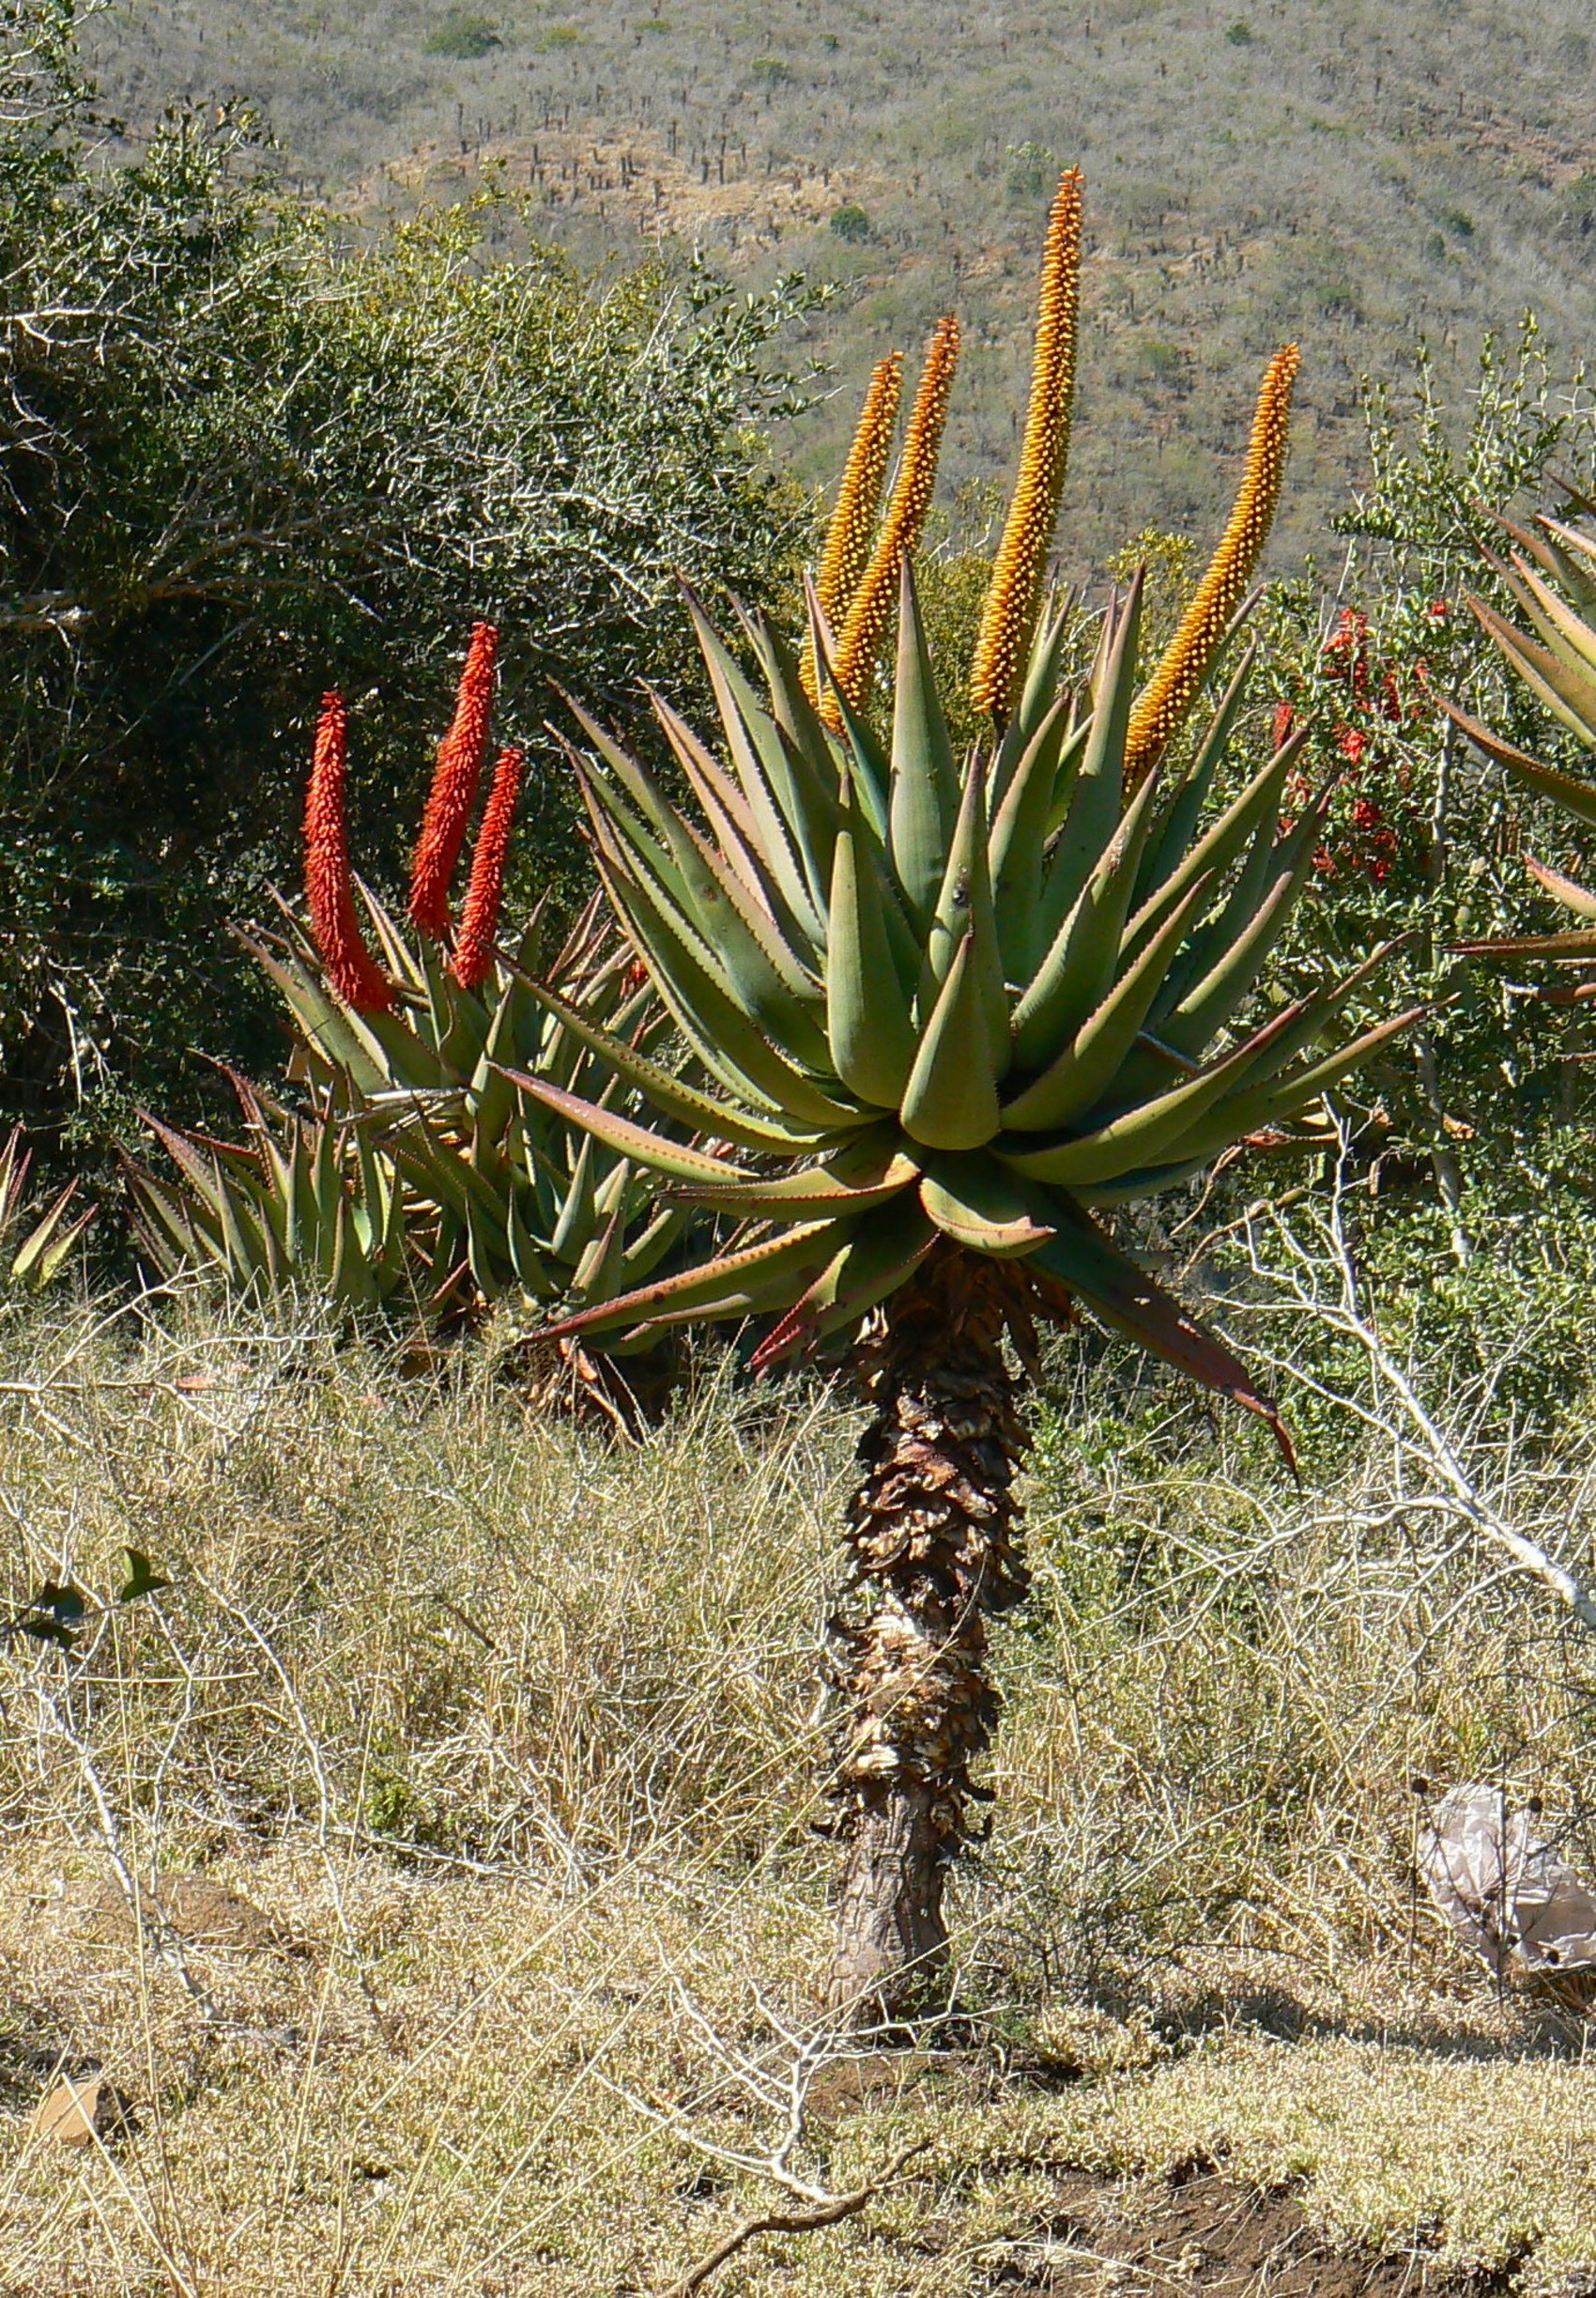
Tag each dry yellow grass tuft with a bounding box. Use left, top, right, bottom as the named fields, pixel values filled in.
left=1, top=1287, right=1595, bottom=2291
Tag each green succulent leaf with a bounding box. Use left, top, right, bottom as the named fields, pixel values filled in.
left=1032, top=1206, right=1295, bottom=1469
left=987, top=690, right=1085, bottom=984
left=664, top=1149, right=921, bottom=1222
left=1132, top=640, right=1257, bottom=908
left=750, top=1194, right=938, bottom=1369
left=918, top=1154, right=1058, bottom=1256
left=900, top=931, right=1004, bottom=1151
left=826, top=794, right=920, bottom=1109
left=888, top=557, right=961, bottom=923
left=1000, top=871, right=1215, bottom=1134
left=1442, top=698, right=1596, bottom=825
left=919, top=752, right=1009, bottom=1064
left=1159, top=810, right=1324, bottom=1058
left=1011, top=733, right=1166, bottom=1072
left=537, top=1217, right=853, bottom=1343
left=495, top=1071, right=759, bottom=1187
left=511, top=968, right=829, bottom=1151
left=996, top=1002, right=1304, bottom=1187
left=1034, top=574, right=1143, bottom=949
left=1470, top=597, right=1596, bottom=754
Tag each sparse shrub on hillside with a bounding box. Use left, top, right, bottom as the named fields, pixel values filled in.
left=0, top=1, right=817, bottom=1167
left=424, top=8, right=499, bottom=61
left=1005, top=140, right=1056, bottom=201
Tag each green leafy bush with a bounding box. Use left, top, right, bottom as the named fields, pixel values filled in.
left=1248, top=323, right=1596, bottom=1236
left=0, top=6, right=816, bottom=1165
left=1005, top=140, right=1056, bottom=201
left=424, top=9, right=500, bottom=60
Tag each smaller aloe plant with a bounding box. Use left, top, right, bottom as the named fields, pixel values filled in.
left=0, top=1129, right=94, bottom=1292
left=1443, top=493, right=1596, bottom=971
left=130, top=637, right=687, bottom=1336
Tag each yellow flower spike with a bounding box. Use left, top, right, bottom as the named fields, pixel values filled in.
left=1123, top=342, right=1301, bottom=790
left=825, top=313, right=961, bottom=725
left=969, top=167, right=1084, bottom=725
left=805, top=351, right=905, bottom=702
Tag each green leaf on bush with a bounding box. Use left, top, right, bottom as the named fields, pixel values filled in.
left=118, top=1550, right=173, bottom=1605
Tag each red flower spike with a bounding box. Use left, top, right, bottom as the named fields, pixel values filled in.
left=409, top=622, right=499, bottom=938
left=304, top=693, right=393, bottom=1013
left=452, top=746, right=524, bottom=992
left=1271, top=701, right=1296, bottom=751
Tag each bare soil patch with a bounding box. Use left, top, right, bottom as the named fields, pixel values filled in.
left=1009, top=2168, right=1556, bottom=2296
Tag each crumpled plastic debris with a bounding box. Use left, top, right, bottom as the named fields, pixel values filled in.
left=1419, top=1782, right=1596, bottom=1981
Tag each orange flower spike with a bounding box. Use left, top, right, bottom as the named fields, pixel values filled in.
left=303, top=692, right=393, bottom=1013
left=805, top=350, right=905, bottom=702
left=970, top=167, right=1084, bottom=722
left=826, top=313, right=961, bottom=724
left=409, top=621, right=499, bottom=937
left=1124, top=344, right=1300, bottom=789
left=452, top=746, right=524, bottom=993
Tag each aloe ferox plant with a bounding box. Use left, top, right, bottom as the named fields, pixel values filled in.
left=130, top=630, right=689, bottom=1419
left=1443, top=487, right=1596, bottom=974
left=509, top=169, right=1418, bottom=2017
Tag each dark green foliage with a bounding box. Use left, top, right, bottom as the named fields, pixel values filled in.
left=424, top=10, right=499, bottom=60
left=0, top=6, right=816, bottom=1164
left=828, top=201, right=868, bottom=242
left=1237, top=326, right=1596, bottom=1235
left=2, top=1543, right=169, bottom=1652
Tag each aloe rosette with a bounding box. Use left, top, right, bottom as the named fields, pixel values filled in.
left=1444, top=496, right=1596, bottom=971
left=519, top=570, right=1410, bottom=1389
left=507, top=561, right=1412, bottom=2013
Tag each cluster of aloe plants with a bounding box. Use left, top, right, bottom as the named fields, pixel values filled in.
left=0, top=1127, right=94, bottom=1293
left=137, top=164, right=1458, bottom=2014
left=129, top=635, right=685, bottom=1366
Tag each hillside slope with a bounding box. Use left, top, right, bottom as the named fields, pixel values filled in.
left=84, top=0, right=1596, bottom=566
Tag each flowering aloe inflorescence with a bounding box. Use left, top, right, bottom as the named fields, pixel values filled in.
left=970, top=166, right=1083, bottom=723
left=303, top=692, right=394, bottom=1014
left=133, top=646, right=687, bottom=1349
left=824, top=313, right=961, bottom=725
left=453, top=746, right=526, bottom=993
left=410, top=620, right=500, bottom=938
left=1124, top=343, right=1301, bottom=788
left=806, top=351, right=905, bottom=703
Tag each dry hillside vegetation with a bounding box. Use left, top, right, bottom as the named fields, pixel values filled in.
left=84, top=0, right=1596, bottom=565
left=4, top=1284, right=1596, bottom=2292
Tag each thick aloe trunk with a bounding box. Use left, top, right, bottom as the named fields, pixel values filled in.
left=825, top=1248, right=1031, bottom=2024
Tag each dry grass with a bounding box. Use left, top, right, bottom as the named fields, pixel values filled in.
left=3, top=1276, right=1596, bottom=2293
